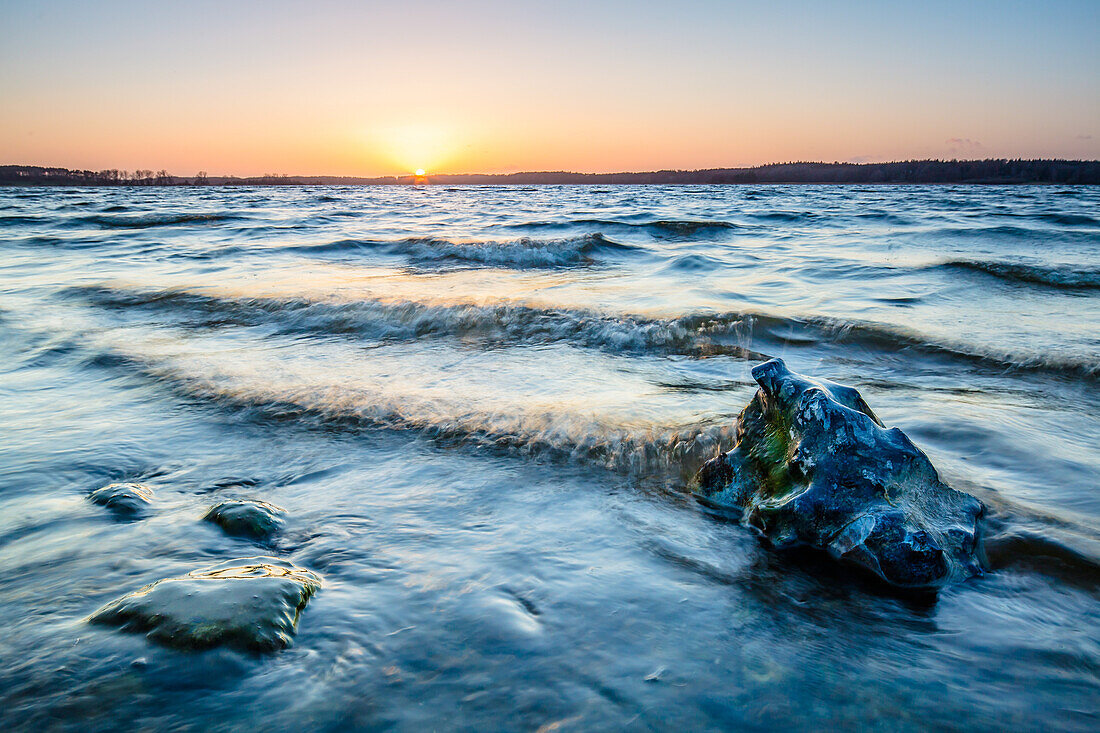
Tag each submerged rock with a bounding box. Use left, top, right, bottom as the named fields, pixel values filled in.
left=695, top=358, right=984, bottom=590
left=203, top=499, right=285, bottom=539
left=87, top=482, right=154, bottom=516
left=90, top=556, right=321, bottom=652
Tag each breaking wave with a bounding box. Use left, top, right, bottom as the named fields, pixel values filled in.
left=68, top=284, right=1099, bottom=380
left=66, top=285, right=768, bottom=360
left=288, top=233, right=640, bottom=268
left=76, top=343, right=738, bottom=477
left=743, top=311, right=1099, bottom=380
left=202, top=382, right=738, bottom=476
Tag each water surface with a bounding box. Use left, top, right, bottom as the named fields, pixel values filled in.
left=1, top=185, right=1098, bottom=730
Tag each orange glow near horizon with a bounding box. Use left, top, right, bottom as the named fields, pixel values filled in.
left=370, top=124, right=459, bottom=176
left=0, top=3, right=1096, bottom=177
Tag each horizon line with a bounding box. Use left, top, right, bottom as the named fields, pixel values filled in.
left=4, top=157, right=1100, bottom=180
left=4, top=159, right=1099, bottom=187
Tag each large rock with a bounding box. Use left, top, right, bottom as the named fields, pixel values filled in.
left=203, top=499, right=285, bottom=539
left=87, top=482, right=153, bottom=516
left=695, top=358, right=984, bottom=590
left=90, top=557, right=321, bottom=652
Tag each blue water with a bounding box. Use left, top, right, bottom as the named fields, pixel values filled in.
left=1, top=184, right=1098, bottom=731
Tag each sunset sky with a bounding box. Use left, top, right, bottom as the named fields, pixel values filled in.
left=2, top=0, right=1097, bottom=177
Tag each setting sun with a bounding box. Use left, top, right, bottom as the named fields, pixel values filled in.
left=1, top=1, right=1099, bottom=730
left=368, top=123, right=459, bottom=175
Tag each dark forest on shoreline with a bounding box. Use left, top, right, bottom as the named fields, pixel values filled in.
left=3, top=159, right=1098, bottom=186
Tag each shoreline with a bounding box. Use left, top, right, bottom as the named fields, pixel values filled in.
left=4, top=159, right=1099, bottom=187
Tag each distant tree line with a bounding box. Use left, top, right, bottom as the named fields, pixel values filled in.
left=423, top=160, right=1100, bottom=185
left=2, top=159, right=1098, bottom=186
left=0, top=167, right=180, bottom=185
left=0, top=166, right=294, bottom=186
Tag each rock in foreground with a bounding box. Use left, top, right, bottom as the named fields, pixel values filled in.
left=90, top=557, right=321, bottom=652
left=696, top=358, right=984, bottom=590
left=203, top=499, right=285, bottom=539
left=87, top=482, right=153, bottom=516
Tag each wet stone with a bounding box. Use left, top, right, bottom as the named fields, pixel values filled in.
left=90, top=556, right=322, bottom=652
left=203, top=499, right=285, bottom=539
left=87, top=482, right=154, bottom=516
left=695, top=358, right=984, bottom=590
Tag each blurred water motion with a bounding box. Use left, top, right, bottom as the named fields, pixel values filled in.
left=1, top=184, right=1098, bottom=730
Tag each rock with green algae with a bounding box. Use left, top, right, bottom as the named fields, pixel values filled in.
left=87, top=482, right=153, bottom=516
left=695, top=358, right=984, bottom=590
left=203, top=499, right=285, bottom=539
left=90, top=556, right=321, bottom=652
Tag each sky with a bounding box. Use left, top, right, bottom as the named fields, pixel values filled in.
left=1, top=0, right=1097, bottom=177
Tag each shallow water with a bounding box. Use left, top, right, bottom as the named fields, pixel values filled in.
left=1, top=184, right=1098, bottom=731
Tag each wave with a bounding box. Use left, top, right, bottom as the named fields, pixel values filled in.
left=937, top=260, right=1100, bottom=290
left=742, top=311, right=1099, bottom=380
left=81, top=345, right=739, bottom=477
left=5, top=234, right=102, bottom=250
left=925, top=224, right=1100, bottom=242
left=747, top=312, right=1099, bottom=380
left=1034, top=213, right=1098, bottom=227
left=68, top=213, right=242, bottom=229
left=66, top=285, right=768, bottom=360
left=47, top=328, right=1100, bottom=570
left=748, top=211, right=817, bottom=223
left=660, top=253, right=731, bottom=272
left=979, top=497, right=1100, bottom=589
left=516, top=219, right=742, bottom=238
left=288, top=233, right=640, bottom=268
left=852, top=211, right=910, bottom=225
left=984, top=528, right=1100, bottom=589
left=941, top=224, right=1042, bottom=239
left=0, top=215, right=42, bottom=226
left=68, top=285, right=1099, bottom=380
left=643, top=220, right=740, bottom=236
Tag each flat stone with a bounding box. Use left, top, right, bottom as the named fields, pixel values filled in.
left=695, top=358, right=984, bottom=590
left=203, top=499, right=285, bottom=539
left=90, top=556, right=322, bottom=652
left=87, top=482, right=153, bottom=516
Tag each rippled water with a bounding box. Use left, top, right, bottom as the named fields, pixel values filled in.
left=2, top=185, right=1098, bottom=731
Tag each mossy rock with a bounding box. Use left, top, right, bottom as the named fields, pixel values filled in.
left=203, top=499, right=285, bottom=539
left=90, top=556, right=321, bottom=652
left=696, top=358, right=984, bottom=590
left=87, top=482, right=154, bottom=516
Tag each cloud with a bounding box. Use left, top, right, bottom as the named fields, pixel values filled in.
left=846, top=155, right=876, bottom=164
left=1078, top=134, right=1093, bottom=140
left=945, top=138, right=983, bottom=155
